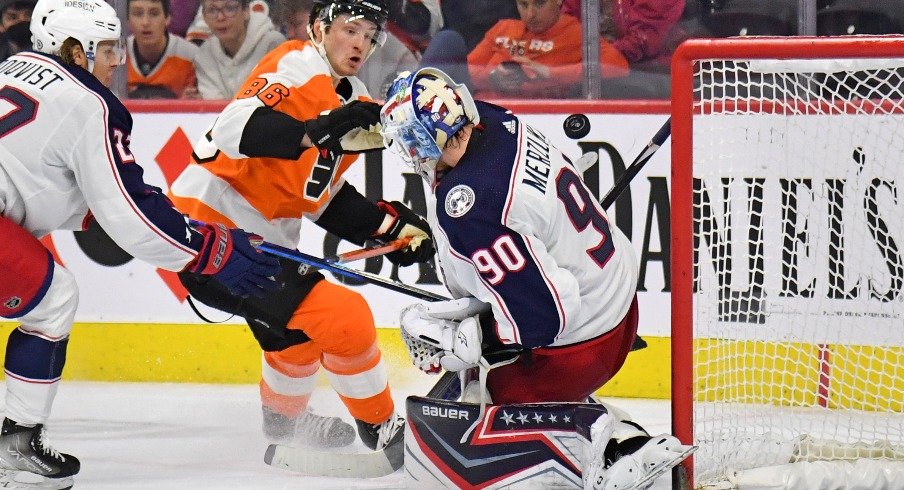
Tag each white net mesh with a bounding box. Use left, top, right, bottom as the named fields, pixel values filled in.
left=689, top=53, right=904, bottom=486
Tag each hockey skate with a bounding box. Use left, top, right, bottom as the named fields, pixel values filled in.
left=264, top=412, right=406, bottom=477
left=581, top=412, right=696, bottom=490
left=584, top=432, right=697, bottom=490
left=0, top=419, right=79, bottom=490
left=262, top=407, right=356, bottom=448
left=354, top=412, right=405, bottom=451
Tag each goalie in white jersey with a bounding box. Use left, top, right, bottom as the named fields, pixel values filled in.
left=380, top=68, right=694, bottom=489
left=0, top=0, right=280, bottom=487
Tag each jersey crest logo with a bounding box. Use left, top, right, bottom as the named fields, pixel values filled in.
left=503, top=120, right=517, bottom=134
left=3, top=296, right=21, bottom=310
left=446, top=185, right=475, bottom=218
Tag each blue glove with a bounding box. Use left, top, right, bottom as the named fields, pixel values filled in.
left=189, top=223, right=282, bottom=297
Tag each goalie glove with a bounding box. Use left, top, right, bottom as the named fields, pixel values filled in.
left=400, top=298, right=490, bottom=373
left=304, top=101, right=384, bottom=154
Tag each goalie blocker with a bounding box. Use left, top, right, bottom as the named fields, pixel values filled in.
left=405, top=396, right=696, bottom=489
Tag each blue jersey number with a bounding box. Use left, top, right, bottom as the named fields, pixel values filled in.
left=0, top=86, right=37, bottom=138
left=555, top=167, right=615, bottom=268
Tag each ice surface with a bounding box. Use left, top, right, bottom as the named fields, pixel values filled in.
left=2, top=379, right=675, bottom=489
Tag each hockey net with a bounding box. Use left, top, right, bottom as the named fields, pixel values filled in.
left=671, top=37, right=904, bottom=488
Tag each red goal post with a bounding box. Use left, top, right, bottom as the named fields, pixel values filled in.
left=671, top=37, right=904, bottom=488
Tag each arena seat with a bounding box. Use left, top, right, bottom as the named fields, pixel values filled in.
left=703, top=0, right=796, bottom=37
left=817, top=0, right=901, bottom=35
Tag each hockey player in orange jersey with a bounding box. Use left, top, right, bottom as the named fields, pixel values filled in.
left=168, top=0, right=434, bottom=455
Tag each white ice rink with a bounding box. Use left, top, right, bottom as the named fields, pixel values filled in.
left=5, top=380, right=675, bottom=489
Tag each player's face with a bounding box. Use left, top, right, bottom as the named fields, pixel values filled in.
left=516, top=0, right=561, bottom=34
left=91, top=41, right=124, bottom=87
left=202, top=0, right=249, bottom=47
left=321, top=14, right=379, bottom=77
left=128, top=0, right=170, bottom=48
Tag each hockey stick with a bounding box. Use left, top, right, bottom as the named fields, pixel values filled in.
left=328, top=237, right=411, bottom=264
left=186, top=218, right=446, bottom=301
left=257, top=242, right=447, bottom=301
left=264, top=437, right=404, bottom=479
left=600, top=117, right=671, bottom=210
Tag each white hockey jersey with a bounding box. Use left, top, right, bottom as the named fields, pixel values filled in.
left=430, top=101, right=638, bottom=348
left=0, top=52, right=201, bottom=271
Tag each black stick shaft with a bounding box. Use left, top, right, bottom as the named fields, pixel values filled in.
left=258, top=242, right=449, bottom=302
left=600, top=117, right=671, bottom=210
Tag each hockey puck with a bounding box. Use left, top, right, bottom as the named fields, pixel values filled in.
left=563, top=113, right=591, bottom=139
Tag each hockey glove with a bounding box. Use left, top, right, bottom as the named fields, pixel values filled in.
left=189, top=223, right=282, bottom=298
left=375, top=200, right=435, bottom=266
left=399, top=298, right=489, bottom=373
left=304, top=100, right=384, bottom=154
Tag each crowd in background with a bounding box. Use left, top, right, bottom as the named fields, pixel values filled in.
left=2, top=0, right=903, bottom=100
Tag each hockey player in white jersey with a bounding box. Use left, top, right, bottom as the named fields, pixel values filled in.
left=380, top=68, right=695, bottom=489
left=0, top=0, right=280, bottom=487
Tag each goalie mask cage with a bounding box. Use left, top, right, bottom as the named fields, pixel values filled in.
left=671, top=37, right=904, bottom=488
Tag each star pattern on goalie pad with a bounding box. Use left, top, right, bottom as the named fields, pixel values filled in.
left=499, top=410, right=572, bottom=426
left=406, top=397, right=606, bottom=488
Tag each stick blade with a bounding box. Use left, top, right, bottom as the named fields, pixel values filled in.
left=264, top=439, right=404, bottom=478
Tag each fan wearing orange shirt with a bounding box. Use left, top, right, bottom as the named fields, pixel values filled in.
left=167, top=0, right=434, bottom=454
left=468, top=0, right=628, bottom=98
left=127, top=0, right=198, bottom=98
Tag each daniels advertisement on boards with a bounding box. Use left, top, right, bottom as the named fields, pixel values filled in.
left=44, top=104, right=674, bottom=335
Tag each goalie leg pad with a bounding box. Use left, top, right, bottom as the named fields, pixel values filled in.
left=406, top=395, right=607, bottom=489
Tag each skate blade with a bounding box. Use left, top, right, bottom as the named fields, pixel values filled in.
left=0, top=469, right=73, bottom=489
left=624, top=445, right=698, bottom=490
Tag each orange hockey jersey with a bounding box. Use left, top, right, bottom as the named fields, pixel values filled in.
left=468, top=14, right=628, bottom=98
left=127, top=33, right=198, bottom=98
left=168, top=40, right=374, bottom=248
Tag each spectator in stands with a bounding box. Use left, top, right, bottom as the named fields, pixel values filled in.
left=0, top=0, right=34, bottom=61
left=127, top=0, right=199, bottom=99
left=168, top=0, right=200, bottom=36
left=275, top=0, right=311, bottom=40
left=422, top=0, right=628, bottom=99
left=193, top=0, right=285, bottom=99
left=185, top=0, right=274, bottom=45
left=562, top=0, right=686, bottom=72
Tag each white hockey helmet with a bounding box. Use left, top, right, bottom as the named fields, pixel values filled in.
left=380, top=67, right=479, bottom=183
left=31, top=0, right=123, bottom=71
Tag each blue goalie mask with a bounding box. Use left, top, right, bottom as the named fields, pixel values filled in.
left=380, top=68, right=479, bottom=182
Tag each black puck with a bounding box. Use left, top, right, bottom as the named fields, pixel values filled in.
left=563, top=113, right=591, bottom=139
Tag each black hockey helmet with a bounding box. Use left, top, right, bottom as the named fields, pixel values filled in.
left=310, top=0, right=389, bottom=33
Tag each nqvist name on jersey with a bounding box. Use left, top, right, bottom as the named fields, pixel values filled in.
left=0, top=59, right=63, bottom=89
